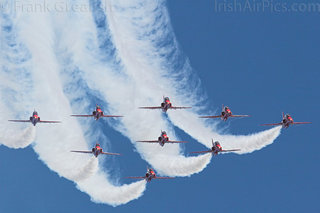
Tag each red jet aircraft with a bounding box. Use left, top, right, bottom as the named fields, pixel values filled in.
left=8, top=110, right=61, bottom=126
left=261, top=112, right=311, bottom=128
left=71, top=105, right=123, bottom=120
left=139, top=97, right=191, bottom=112
left=136, top=131, right=188, bottom=147
left=70, top=143, right=120, bottom=157
left=126, top=168, right=174, bottom=182
left=200, top=105, right=249, bottom=121
left=191, top=140, right=240, bottom=156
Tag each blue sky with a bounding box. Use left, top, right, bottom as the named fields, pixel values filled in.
left=1, top=0, right=319, bottom=212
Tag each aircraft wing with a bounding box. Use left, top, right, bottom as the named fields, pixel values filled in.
left=190, top=150, right=212, bottom=154
left=171, top=106, right=192, bottom=109
left=101, top=152, right=121, bottom=156
left=199, top=115, right=222, bottom=118
left=167, top=140, right=188, bottom=144
left=102, top=115, right=123, bottom=118
left=70, top=150, right=92, bottom=154
left=292, top=122, right=312, bottom=125
left=125, top=176, right=146, bottom=179
left=8, top=120, right=31, bottom=123
left=139, top=107, right=162, bottom=109
left=70, top=115, right=94, bottom=117
left=39, top=120, right=61, bottom=123
left=260, top=123, right=282, bottom=126
left=154, top=176, right=175, bottom=179
left=136, top=140, right=159, bottom=143
left=230, top=115, right=250, bottom=118
left=221, top=149, right=241, bottom=152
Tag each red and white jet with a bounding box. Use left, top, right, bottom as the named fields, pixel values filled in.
left=191, top=140, right=240, bottom=156
left=126, top=167, right=174, bottom=182
left=8, top=110, right=61, bottom=126
left=71, top=105, right=123, bottom=120
left=200, top=105, right=249, bottom=121
left=261, top=112, right=311, bottom=129
left=136, top=131, right=188, bottom=147
left=139, top=97, right=191, bottom=112
left=70, top=143, right=120, bottom=157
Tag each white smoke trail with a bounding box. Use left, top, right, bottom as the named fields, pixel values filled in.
left=0, top=5, right=36, bottom=148
left=72, top=156, right=99, bottom=182
left=0, top=0, right=282, bottom=206
left=0, top=125, right=36, bottom=149
left=102, top=0, right=281, bottom=156
left=54, top=0, right=213, bottom=177
left=9, top=3, right=100, bottom=181
left=0, top=0, right=146, bottom=206
left=142, top=151, right=212, bottom=176
left=168, top=111, right=282, bottom=153
left=220, top=126, right=282, bottom=154
left=77, top=173, right=146, bottom=206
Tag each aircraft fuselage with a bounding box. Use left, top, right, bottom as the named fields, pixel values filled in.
left=92, top=145, right=103, bottom=157
left=221, top=107, right=232, bottom=121
left=30, top=111, right=40, bottom=126
left=158, top=131, right=169, bottom=146
left=93, top=107, right=104, bottom=120
left=282, top=115, right=294, bottom=128
left=211, top=141, right=223, bottom=155
left=145, top=170, right=156, bottom=182
left=160, top=97, right=172, bottom=112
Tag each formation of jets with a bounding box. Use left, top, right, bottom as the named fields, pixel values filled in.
left=8, top=96, right=311, bottom=183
